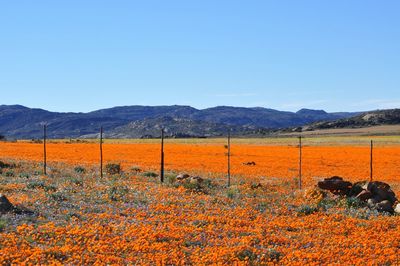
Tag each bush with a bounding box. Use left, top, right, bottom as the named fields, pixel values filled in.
left=49, top=192, right=68, bottom=202
left=236, top=249, right=257, bottom=261
left=106, top=163, right=121, bottom=175
left=69, top=177, right=83, bottom=186
left=0, top=161, right=15, bottom=169
left=0, top=218, right=6, bottom=232
left=165, top=173, right=176, bottom=184
left=27, top=181, right=57, bottom=192
left=227, top=187, right=240, bottom=199
left=142, top=171, right=158, bottom=178
left=264, top=248, right=283, bottom=262
left=108, top=185, right=129, bottom=201
left=19, top=173, right=30, bottom=179
left=296, top=204, right=319, bottom=216
left=130, top=166, right=142, bottom=173
left=74, top=166, right=86, bottom=174
left=343, top=197, right=365, bottom=209
left=5, top=171, right=14, bottom=177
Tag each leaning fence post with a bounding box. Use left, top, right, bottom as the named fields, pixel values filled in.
left=298, top=136, right=302, bottom=189
left=100, top=126, right=103, bottom=178
left=160, top=128, right=165, bottom=183
left=227, top=131, right=231, bottom=187
left=370, top=140, right=373, bottom=182
left=43, top=124, right=47, bottom=175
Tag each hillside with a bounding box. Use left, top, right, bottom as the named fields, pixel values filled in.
left=301, top=109, right=400, bottom=132
left=0, top=105, right=358, bottom=139
left=81, top=116, right=261, bottom=139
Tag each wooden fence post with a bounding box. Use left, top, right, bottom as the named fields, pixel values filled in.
left=43, top=124, right=47, bottom=175
left=160, top=128, right=165, bottom=183
left=370, top=140, right=373, bottom=182
left=298, top=136, right=302, bottom=189
left=227, top=131, right=231, bottom=187
left=100, top=126, right=103, bottom=178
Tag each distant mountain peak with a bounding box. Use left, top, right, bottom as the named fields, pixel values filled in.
left=296, top=108, right=328, bottom=115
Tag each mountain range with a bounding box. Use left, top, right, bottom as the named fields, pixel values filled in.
left=301, top=109, right=400, bottom=131
left=0, top=104, right=361, bottom=139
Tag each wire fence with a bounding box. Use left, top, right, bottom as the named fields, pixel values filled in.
left=1, top=126, right=400, bottom=189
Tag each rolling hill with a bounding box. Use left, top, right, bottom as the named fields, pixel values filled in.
left=0, top=104, right=359, bottom=139
left=301, top=109, right=400, bottom=131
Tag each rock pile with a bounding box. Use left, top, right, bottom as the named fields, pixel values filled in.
left=317, top=177, right=399, bottom=213
left=0, top=194, right=15, bottom=213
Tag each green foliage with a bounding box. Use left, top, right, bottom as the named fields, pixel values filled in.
left=5, top=171, right=15, bottom=177
left=317, top=197, right=338, bottom=211
left=236, top=249, right=257, bottom=261
left=142, top=171, right=158, bottom=178
left=106, top=163, right=121, bottom=175
left=69, top=177, right=83, bottom=186
left=74, top=166, right=86, bottom=174
left=49, top=192, right=68, bottom=202
left=130, top=166, right=142, bottom=173
left=0, top=218, right=7, bottom=232
left=108, top=185, right=129, bottom=202
left=19, top=173, right=30, bottom=179
left=227, top=186, right=240, bottom=199
left=264, top=248, right=283, bottom=262
left=296, top=204, right=319, bottom=216
left=165, top=173, right=176, bottom=184
left=344, top=197, right=365, bottom=209
left=27, top=181, right=57, bottom=192
left=0, top=161, right=15, bottom=169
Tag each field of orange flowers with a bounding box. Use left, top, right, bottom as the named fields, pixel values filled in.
left=0, top=138, right=400, bottom=264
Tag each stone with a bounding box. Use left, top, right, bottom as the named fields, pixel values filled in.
left=0, top=194, right=14, bottom=213
left=317, top=176, right=352, bottom=195
left=394, top=203, right=400, bottom=214
left=375, top=200, right=394, bottom=213
left=243, top=161, right=256, bottom=166
left=369, top=181, right=397, bottom=204
left=355, top=190, right=373, bottom=201
left=367, top=198, right=380, bottom=208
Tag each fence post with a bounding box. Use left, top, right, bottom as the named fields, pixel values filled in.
left=298, top=136, right=302, bottom=189
left=100, top=126, right=103, bottom=178
left=43, top=124, right=47, bottom=175
left=160, top=128, right=164, bottom=183
left=227, top=131, right=231, bottom=187
left=370, top=140, right=373, bottom=182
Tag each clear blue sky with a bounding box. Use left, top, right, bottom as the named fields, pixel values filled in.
left=1, top=0, right=399, bottom=112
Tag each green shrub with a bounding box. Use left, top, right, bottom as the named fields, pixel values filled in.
left=142, top=171, right=158, bottom=178
left=165, top=173, right=176, bottom=184
left=296, top=204, right=319, bottom=216
left=227, top=187, right=240, bottom=199
left=19, top=173, right=30, bottom=179
left=130, top=166, right=142, bottom=173
left=74, top=166, right=86, bottom=174
left=265, top=248, right=283, bottom=262
left=5, top=171, right=14, bottom=177
left=0, top=161, right=15, bottom=169
left=343, top=197, right=365, bottom=209
left=236, top=249, right=257, bottom=261
left=108, top=185, right=129, bottom=201
left=27, top=181, right=57, bottom=192
left=69, top=177, right=83, bottom=186
left=106, top=163, right=121, bottom=175
left=49, top=192, right=68, bottom=202
left=0, top=218, right=7, bottom=232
